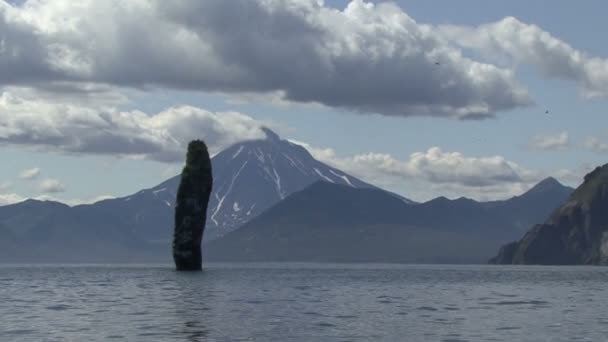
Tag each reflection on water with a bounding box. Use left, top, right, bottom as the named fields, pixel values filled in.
left=1, top=263, right=608, bottom=341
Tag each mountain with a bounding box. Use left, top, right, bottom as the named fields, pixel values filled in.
left=482, top=177, right=575, bottom=232
left=0, top=129, right=401, bottom=262
left=0, top=126, right=575, bottom=263
left=204, top=182, right=497, bottom=263
left=0, top=199, right=148, bottom=262
left=101, top=127, right=392, bottom=244
left=491, top=165, right=608, bottom=265
left=205, top=179, right=573, bottom=263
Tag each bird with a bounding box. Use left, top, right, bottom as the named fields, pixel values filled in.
left=545, top=110, right=549, bottom=114
left=434, top=62, right=441, bottom=66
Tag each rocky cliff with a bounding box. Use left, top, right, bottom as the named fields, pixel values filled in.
left=491, top=164, right=608, bottom=265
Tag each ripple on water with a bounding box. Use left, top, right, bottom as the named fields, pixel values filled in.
left=491, top=291, right=518, bottom=298
left=444, top=306, right=461, bottom=311
left=315, top=322, right=337, bottom=328
left=46, top=304, right=73, bottom=311
left=496, top=326, right=521, bottom=331
left=293, top=285, right=312, bottom=291
left=334, top=315, right=358, bottom=319
left=416, top=306, right=438, bottom=311
left=4, top=329, right=36, bottom=335
left=483, top=300, right=549, bottom=306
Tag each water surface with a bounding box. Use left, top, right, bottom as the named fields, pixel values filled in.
left=1, top=263, right=607, bottom=341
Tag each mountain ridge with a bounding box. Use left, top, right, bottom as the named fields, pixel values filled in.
left=205, top=179, right=574, bottom=263
left=0, top=130, right=576, bottom=263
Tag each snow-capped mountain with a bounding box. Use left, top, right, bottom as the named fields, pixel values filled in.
left=201, top=128, right=379, bottom=239
left=110, top=128, right=396, bottom=242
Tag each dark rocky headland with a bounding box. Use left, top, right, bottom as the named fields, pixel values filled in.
left=491, top=164, right=608, bottom=265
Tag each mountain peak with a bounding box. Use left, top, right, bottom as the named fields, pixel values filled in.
left=261, top=127, right=281, bottom=142
left=525, top=177, right=567, bottom=195
left=535, top=176, right=562, bottom=188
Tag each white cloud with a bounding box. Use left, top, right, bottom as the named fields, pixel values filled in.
left=529, top=132, right=569, bottom=151
left=0, top=193, right=25, bottom=206
left=440, top=17, right=608, bottom=98
left=0, top=181, right=11, bottom=192
left=38, top=178, right=65, bottom=193
left=2, top=1, right=607, bottom=118
left=0, top=191, right=116, bottom=207
left=405, top=147, right=533, bottom=186
left=34, top=194, right=115, bottom=206
left=583, top=136, right=608, bottom=153
left=0, top=0, right=532, bottom=119
left=160, top=165, right=181, bottom=178
left=18, top=167, right=40, bottom=180
left=554, top=165, right=594, bottom=187
left=295, top=141, right=546, bottom=200
left=0, top=181, right=22, bottom=206
left=0, top=91, right=266, bottom=162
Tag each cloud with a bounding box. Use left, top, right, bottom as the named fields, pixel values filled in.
left=0, top=181, right=21, bottom=206
left=294, top=140, right=543, bottom=200
left=18, top=167, right=40, bottom=180
left=38, top=178, right=65, bottom=193
left=528, top=132, right=569, bottom=151
left=0, top=193, right=24, bottom=206
left=583, top=136, right=608, bottom=153
left=0, top=181, right=11, bottom=191
left=0, top=91, right=266, bottom=162
left=0, top=191, right=116, bottom=207
left=34, top=194, right=115, bottom=206
left=554, top=164, right=594, bottom=187
left=440, top=17, right=608, bottom=99
left=0, top=0, right=532, bottom=119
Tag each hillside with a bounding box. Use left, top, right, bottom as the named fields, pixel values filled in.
left=491, top=164, right=608, bottom=265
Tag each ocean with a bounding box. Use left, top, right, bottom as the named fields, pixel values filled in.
left=2, top=263, right=607, bottom=341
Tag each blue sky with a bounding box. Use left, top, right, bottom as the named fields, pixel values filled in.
left=1, top=0, right=608, bottom=203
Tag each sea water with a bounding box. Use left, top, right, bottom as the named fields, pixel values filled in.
left=1, top=263, right=608, bottom=342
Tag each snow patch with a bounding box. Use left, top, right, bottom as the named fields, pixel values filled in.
left=273, top=168, right=285, bottom=199
left=232, top=146, right=245, bottom=159
left=153, top=188, right=167, bottom=195
left=329, top=170, right=355, bottom=187
left=254, top=148, right=265, bottom=163
left=164, top=201, right=172, bottom=207
left=210, top=160, right=249, bottom=225
left=263, top=165, right=285, bottom=200
left=314, top=168, right=335, bottom=183
left=282, top=153, right=308, bottom=175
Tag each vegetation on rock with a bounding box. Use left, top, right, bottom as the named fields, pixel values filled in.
left=173, top=140, right=213, bottom=271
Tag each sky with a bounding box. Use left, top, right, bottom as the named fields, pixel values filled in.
left=1, top=0, right=608, bottom=204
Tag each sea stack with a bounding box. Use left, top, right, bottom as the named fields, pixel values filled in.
left=173, top=140, right=213, bottom=271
